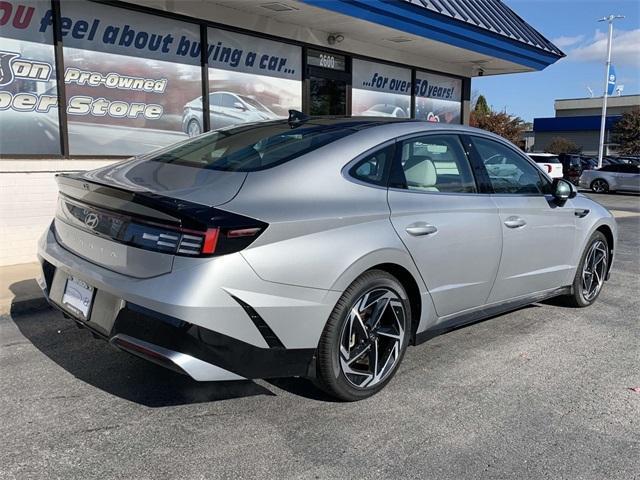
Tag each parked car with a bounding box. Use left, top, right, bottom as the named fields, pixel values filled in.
left=38, top=117, right=617, bottom=401
left=580, top=163, right=640, bottom=193
left=528, top=153, right=564, bottom=179
left=360, top=104, right=408, bottom=118
left=182, top=91, right=278, bottom=137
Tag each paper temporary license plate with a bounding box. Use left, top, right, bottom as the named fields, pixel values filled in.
left=62, top=276, right=94, bottom=320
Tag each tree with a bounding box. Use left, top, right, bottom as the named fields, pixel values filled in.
left=545, top=137, right=581, bottom=155
left=469, top=109, right=526, bottom=145
left=611, top=108, right=640, bottom=155
left=474, top=94, right=490, bottom=116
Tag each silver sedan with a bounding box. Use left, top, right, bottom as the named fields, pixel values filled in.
left=580, top=163, right=640, bottom=193
left=38, top=116, right=617, bottom=400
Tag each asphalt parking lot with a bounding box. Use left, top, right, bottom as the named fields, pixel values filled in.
left=1, top=193, right=638, bottom=480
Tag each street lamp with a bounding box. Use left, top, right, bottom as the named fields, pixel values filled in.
left=596, top=14, right=624, bottom=169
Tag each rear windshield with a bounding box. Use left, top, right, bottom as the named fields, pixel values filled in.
left=530, top=155, right=560, bottom=164
left=148, top=121, right=364, bottom=172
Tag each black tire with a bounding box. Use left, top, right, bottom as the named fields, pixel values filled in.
left=561, top=231, right=609, bottom=308
left=590, top=178, right=609, bottom=193
left=187, top=119, right=202, bottom=137
left=315, top=270, right=411, bottom=401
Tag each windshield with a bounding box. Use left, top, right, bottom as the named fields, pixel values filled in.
left=148, top=121, right=366, bottom=172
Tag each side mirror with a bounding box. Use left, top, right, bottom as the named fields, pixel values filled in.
left=233, top=101, right=247, bottom=111
left=552, top=178, right=577, bottom=206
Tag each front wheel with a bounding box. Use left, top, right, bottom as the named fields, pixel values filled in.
left=187, top=119, right=202, bottom=137
left=561, top=231, right=609, bottom=307
left=315, top=270, right=411, bottom=401
left=590, top=179, right=609, bottom=193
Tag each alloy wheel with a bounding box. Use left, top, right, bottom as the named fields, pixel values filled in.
left=591, top=179, right=608, bottom=193
left=339, top=288, right=406, bottom=389
left=582, top=240, right=608, bottom=302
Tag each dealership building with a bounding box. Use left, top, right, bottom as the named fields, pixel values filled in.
left=0, top=0, right=563, bottom=265
left=533, top=94, right=640, bottom=155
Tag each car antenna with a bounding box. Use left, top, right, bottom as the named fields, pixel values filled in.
left=288, top=109, right=309, bottom=128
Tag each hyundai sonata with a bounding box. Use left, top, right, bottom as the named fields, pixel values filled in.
left=38, top=115, right=616, bottom=401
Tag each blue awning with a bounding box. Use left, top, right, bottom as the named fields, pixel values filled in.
left=534, top=115, right=622, bottom=132
left=299, top=0, right=565, bottom=70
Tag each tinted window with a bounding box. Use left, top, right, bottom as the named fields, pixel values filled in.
left=350, top=145, right=395, bottom=187
left=395, top=135, right=476, bottom=193
left=472, top=137, right=550, bottom=194
left=149, top=121, right=356, bottom=171
left=600, top=165, right=620, bottom=172
left=619, top=164, right=640, bottom=174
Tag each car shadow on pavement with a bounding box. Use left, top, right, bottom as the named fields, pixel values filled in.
left=11, top=306, right=277, bottom=407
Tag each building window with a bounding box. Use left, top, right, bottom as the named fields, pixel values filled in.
left=414, top=71, right=462, bottom=124
left=0, top=0, right=61, bottom=155
left=206, top=28, right=302, bottom=131
left=351, top=59, right=411, bottom=119
left=59, top=1, right=202, bottom=156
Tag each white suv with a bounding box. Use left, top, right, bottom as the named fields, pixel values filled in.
left=529, top=153, right=564, bottom=179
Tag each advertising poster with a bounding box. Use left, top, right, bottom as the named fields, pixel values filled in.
left=352, top=59, right=411, bottom=118
left=0, top=0, right=60, bottom=155
left=58, top=1, right=202, bottom=155
left=203, top=28, right=302, bottom=132
left=415, top=71, right=462, bottom=124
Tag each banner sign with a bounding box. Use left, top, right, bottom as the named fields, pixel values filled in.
left=414, top=71, right=462, bottom=124
left=0, top=1, right=61, bottom=155
left=206, top=27, right=302, bottom=129
left=352, top=58, right=411, bottom=95
left=607, top=64, right=616, bottom=96
left=352, top=59, right=411, bottom=118
left=207, top=28, right=301, bottom=81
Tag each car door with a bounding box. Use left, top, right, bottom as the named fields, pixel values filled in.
left=619, top=164, right=640, bottom=191
left=468, top=136, right=577, bottom=303
left=387, top=133, right=502, bottom=318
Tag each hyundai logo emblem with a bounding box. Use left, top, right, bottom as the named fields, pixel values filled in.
left=84, top=212, right=99, bottom=229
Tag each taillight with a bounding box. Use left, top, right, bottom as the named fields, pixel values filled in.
left=545, top=164, right=552, bottom=173
left=56, top=196, right=266, bottom=258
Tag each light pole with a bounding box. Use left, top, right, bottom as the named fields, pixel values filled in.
left=596, top=14, right=624, bottom=169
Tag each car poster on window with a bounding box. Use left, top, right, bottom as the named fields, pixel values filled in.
left=352, top=59, right=411, bottom=119
left=0, top=0, right=60, bottom=155
left=415, top=71, right=462, bottom=124
left=58, top=1, right=202, bottom=155
left=203, top=28, right=302, bottom=131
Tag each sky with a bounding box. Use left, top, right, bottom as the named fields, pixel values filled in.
left=472, top=0, right=640, bottom=122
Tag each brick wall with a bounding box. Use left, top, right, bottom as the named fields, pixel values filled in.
left=0, top=159, right=118, bottom=266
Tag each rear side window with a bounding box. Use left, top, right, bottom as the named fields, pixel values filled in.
left=393, top=135, right=477, bottom=193
left=148, top=122, right=357, bottom=172
left=350, top=144, right=395, bottom=187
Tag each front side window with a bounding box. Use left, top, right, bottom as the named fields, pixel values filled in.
left=471, top=137, right=550, bottom=194
left=394, top=135, right=477, bottom=193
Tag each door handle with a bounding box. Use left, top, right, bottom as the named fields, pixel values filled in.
left=406, top=223, right=438, bottom=236
left=504, top=216, right=526, bottom=229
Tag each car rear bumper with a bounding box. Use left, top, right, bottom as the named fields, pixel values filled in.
left=37, top=223, right=339, bottom=380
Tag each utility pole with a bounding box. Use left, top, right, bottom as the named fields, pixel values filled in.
left=596, top=15, right=624, bottom=169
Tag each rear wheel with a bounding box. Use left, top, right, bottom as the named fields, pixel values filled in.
left=561, top=231, right=609, bottom=307
left=590, top=179, right=609, bottom=193
left=315, top=270, right=410, bottom=401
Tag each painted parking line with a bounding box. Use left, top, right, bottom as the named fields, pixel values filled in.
left=610, top=210, right=640, bottom=218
